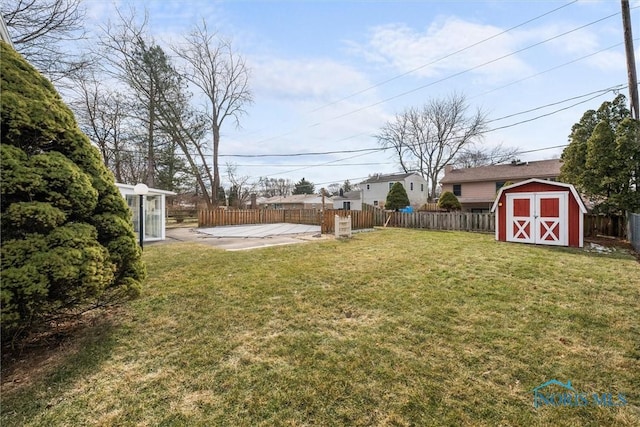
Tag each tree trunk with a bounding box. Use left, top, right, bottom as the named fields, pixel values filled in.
left=212, top=124, right=220, bottom=207
left=147, top=82, right=156, bottom=188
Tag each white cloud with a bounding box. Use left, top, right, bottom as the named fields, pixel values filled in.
left=348, top=17, right=533, bottom=82
left=249, top=55, right=376, bottom=104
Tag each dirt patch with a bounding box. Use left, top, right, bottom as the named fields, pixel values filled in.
left=1, top=308, right=123, bottom=395
left=584, top=236, right=638, bottom=261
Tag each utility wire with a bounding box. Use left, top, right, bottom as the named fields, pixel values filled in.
left=311, top=0, right=579, bottom=113
left=103, top=84, right=627, bottom=170
left=487, top=88, right=625, bottom=132
left=313, top=144, right=570, bottom=186
left=486, top=84, right=626, bottom=123
left=219, top=146, right=380, bottom=158
left=469, top=40, right=633, bottom=101
left=329, top=10, right=624, bottom=121
left=245, top=1, right=583, bottom=146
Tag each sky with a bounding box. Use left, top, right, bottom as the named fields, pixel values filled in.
left=80, top=0, right=639, bottom=190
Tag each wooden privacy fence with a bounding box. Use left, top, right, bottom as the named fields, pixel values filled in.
left=321, top=210, right=494, bottom=233
left=385, top=211, right=495, bottom=232
left=198, top=208, right=625, bottom=239
left=321, top=210, right=375, bottom=233
left=199, top=209, right=321, bottom=227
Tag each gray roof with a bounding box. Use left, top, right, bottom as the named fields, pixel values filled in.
left=440, top=159, right=562, bottom=184
left=333, top=190, right=361, bottom=200
left=360, top=172, right=417, bottom=184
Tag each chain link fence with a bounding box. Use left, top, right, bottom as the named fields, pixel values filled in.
left=628, top=213, right=640, bottom=253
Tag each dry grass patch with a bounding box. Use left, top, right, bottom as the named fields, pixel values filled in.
left=2, top=228, right=639, bottom=426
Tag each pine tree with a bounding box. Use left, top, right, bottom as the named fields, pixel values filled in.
left=385, top=182, right=410, bottom=210
left=292, top=178, right=315, bottom=195
left=560, top=95, right=639, bottom=213
left=437, top=191, right=462, bottom=211
left=1, top=42, right=145, bottom=338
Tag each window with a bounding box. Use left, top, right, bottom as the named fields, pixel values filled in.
left=125, top=194, right=162, bottom=241
left=495, top=181, right=506, bottom=192
left=343, top=201, right=351, bottom=210
left=366, top=184, right=370, bottom=190
left=410, top=182, right=414, bottom=191
left=373, top=200, right=378, bottom=206
left=453, top=184, right=462, bottom=197
left=421, top=183, right=424, bottom=192
left=389, top=182, right=394, bottom=190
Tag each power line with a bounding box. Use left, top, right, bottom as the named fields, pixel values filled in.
left=219, top=146, right=381, bottom=158
left=313, top=144, right=569, bottom=186
left=487, top=87, right=625, bottom=132
left=487, top=84, right=626, bottom=123
left=242, top=1, right=587, bottom=146
left=469, top=40, right=633, bottom=101
left=311, top=0, right=579, bottom=113
left=104, top=84, right=626, bottom=162
left=329, top=10, right=623, bottom=122
left=264, top=150, right=380, bottom=178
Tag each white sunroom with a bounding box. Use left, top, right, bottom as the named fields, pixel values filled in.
left=116, top=183, right=176, bottom=242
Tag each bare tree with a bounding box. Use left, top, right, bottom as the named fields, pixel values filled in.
left=377, top=93, right=487, bottom=200
left=1, top=0, right=89, bottom=81
left=225, top=163, right=256, bottom=208
left=258, top=177, right=293, bottom=197
left=70, top=68, right=132, bottom=182
left=173, top=22, right=252, bottom=206
left=99, top=10, right=181, bottom=188
left=454, top=143, right=519, bottom=168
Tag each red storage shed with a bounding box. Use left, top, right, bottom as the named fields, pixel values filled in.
left=491, top=179, right=587, bottom=248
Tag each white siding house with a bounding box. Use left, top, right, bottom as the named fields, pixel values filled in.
left=116, top=183, right=176, bottom=242
left=359, top=172, right=428, bottom=208
left=332, top=191, right=362, bottom=210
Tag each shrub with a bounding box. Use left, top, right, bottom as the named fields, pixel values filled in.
left=385, top=182, right=410, bottom=211
left=0, top=42, right=145, bottom=340
left=437, top=191, right=462, bottom=211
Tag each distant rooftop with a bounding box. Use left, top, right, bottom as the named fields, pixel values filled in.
left=333, top=190, right=361, bottom=200
left=440, top=159, right=562, bottom=184
left=360, top=172, right=419, bottom=184
left=262, top=194, right=330, bottom=204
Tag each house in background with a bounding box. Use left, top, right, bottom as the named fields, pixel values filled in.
left=116, top=183, right=176, bottom=242
left=261, top=194, right=332, bottom=210
left=360, top=172, right=428, bottom=209
left=332, top=191, right=362, bottom=210
left=440, top=159, right=562, bottom=212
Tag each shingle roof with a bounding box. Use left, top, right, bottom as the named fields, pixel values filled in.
left=359, top=172, right=417, bottom=184
left=440, top=159, right=562, bottom=184
left=333, top=191, right=361, bottom=200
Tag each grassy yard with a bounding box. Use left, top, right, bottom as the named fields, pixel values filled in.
left=2, top=229, right=639, bottom=426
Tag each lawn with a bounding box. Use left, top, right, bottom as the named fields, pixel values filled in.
left=2, top=228, right=639, bottom=426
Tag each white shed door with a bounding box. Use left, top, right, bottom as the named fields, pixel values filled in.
left=506, top=192, right=567, bottom=246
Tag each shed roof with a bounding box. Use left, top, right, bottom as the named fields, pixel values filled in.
left=490, top=178, right=587, bottom=213
left=441, top=159, right=562, bottom=184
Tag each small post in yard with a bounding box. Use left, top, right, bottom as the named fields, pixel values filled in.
left=335, top=214, right=352, bottom=238
left=133, top=183, right=149, bottom=250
